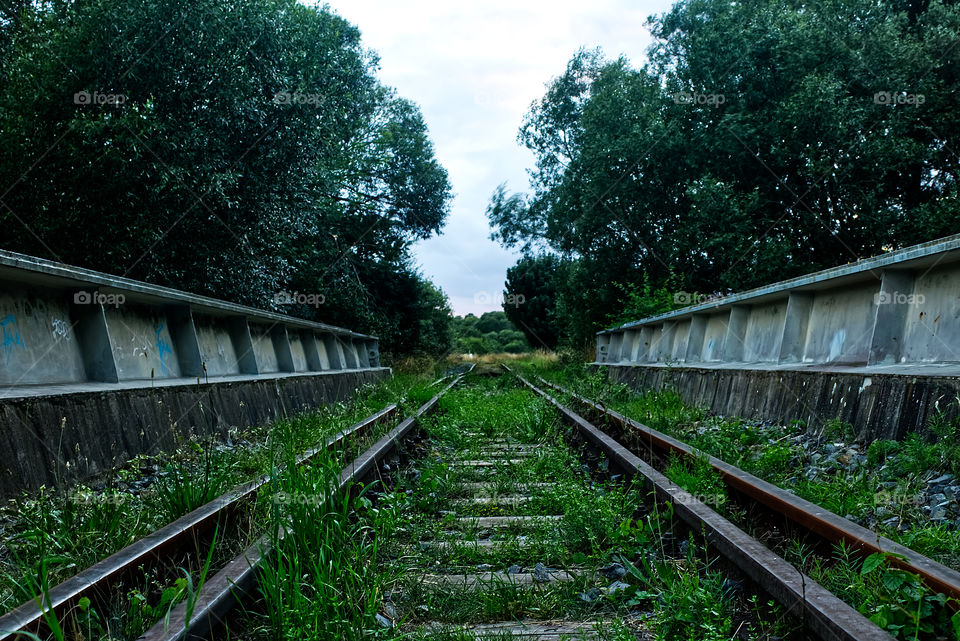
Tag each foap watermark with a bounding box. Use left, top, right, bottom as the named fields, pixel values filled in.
left=74, top=90, right=126, bottom=106
left=672, top=91, right=725, bottom=106
left=874, top=290, right=924, bottom=306
left=874, top=490, right=924, bottom=507
left=273, top=91, right=325, bottom=106
left=674, top=291, right=721, bottom=306
left=473, top=291, right=526, bottom=308
left=274, top=291, right=325, bottom=308
left=675, top=493, right=727, bottom=507
left=873, top=91, right=925, bottom=106
left=74, top=290, right=126, bottom=308
left=272, top=491, right=324, bottom=506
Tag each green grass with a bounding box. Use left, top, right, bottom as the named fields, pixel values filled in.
left=0, top=371, right=437, bottom=637
left=525, top=359, right=960, bottom=640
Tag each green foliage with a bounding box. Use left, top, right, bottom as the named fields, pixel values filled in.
left=664, top=453, right=728, bottom=510
left=622, top=551, right=735, bottom=641
left=502, top=253, right=565, bottom=349
left=151, top=444, right=236, bottom=523
left=868, top=439, right=901, bottom=467
left=450, top=311, right=530, bottom=354
left=812, top=547, right=960, bottom=640
left=0, top=0, right=452, bottom=356
left=487, top=1, right=960, bottom=347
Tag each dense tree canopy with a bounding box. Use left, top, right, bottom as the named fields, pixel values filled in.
left=489, top=0, right=960, bottom=348
left=0, top=0, right=452, bottom=356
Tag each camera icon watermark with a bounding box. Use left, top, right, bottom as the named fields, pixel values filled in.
left=672, top=91, right=725, bottom=106
left=272, top=491, right=323, bottom=506
left=874, top=291, right=924, bottom=306
left=273, top=291, right=325, bottom=308
left=273, top=91, right=325, bottom=106
left=873, top=91, right=925, bottom=106
left=74, top=290, right=126, bottom=308
left=673, top=291, right=720, bottom=306
left=873, top=490, right=924, bottom=507
left=474, top=291, right=526, bottom=308
left=74, top=90, right=127, bottom=106
left=675, top=492, right=727, bottom=507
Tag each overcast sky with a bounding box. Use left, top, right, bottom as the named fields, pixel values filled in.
left=321, top=0, right=675, bottom=316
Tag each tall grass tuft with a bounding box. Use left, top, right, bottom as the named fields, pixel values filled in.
left=257, top=445, right=393, bottom=640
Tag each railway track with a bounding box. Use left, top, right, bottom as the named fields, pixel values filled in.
left=5, top=364, right=956, bottom=639
left=527, top=374, right=960, bottom=605
left=0, top=370, right=467, bottom=641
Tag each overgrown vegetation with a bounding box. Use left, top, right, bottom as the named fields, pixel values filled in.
left=489, top=0, right=960, bottom=348
left=0, top=370, right=439, bottom=636
left=0, top=0, right=453, bottom=356
left=526, top=358, right=960, bottom=640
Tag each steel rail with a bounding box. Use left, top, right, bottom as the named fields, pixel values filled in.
left=512, top=371, right=891, bottom=641
left=135, top=368, right=471, bottom=641
left=532, top=375, right=960, bottom=604
left=0, top=403, right=399, bottom=640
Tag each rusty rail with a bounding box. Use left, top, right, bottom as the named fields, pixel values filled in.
left=510, top=370, right=891, bottom=641
left=532, top=374, right=960, bottom=604
left=135, top=369, right=469, bottom=641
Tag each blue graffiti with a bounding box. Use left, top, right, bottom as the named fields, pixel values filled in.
left=155, top=322, right=173, bottom=376
left=0, top=315, right=25, bottom=362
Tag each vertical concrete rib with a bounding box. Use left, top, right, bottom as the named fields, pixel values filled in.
left=685, top=315, right=708, bottom=363
left=71, top=298, right=120, bottom=383
left=166, top=305, right=204, bottom=377
left=270, top=326, right=295, bottom=372
left=228, top=317, right=259, bottom=375
left=778, top=292, right=814, bottom=364
left=723, top=306, right=750, bottom=362
left=301, top=330, right=323, bottom=371
left=868, top=270, right=916, bottom=365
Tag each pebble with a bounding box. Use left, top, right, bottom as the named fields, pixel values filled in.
left=579, top=588, right=601, bottom=603
left=603, top=580, right=631, bottom=595
left=599, top=562, right=627, bottom=580
left=532, top=562, right=551, bottom=583
left=375, top=613, right=392, bottom=628
left=506, top=564, right=522, bottom=574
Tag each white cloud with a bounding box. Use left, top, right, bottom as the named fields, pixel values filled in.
left=319, top=0, right=674, bottom=315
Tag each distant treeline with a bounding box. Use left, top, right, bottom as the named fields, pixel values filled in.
left=451, top=312, right=530, bottom=355
left=491, top=0, right=960, bottom=350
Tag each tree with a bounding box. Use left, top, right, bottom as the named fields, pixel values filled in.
left=501, top=254, right=563, bottom=350
left=0, top=0, right=453, bottom=355
left=488, top=0, right=960, bottom=347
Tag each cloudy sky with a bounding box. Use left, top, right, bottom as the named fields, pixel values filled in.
left=322, top=0, right=675, bottom=316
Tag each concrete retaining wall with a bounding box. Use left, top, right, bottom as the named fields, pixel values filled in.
left=604, top=364, right=960, bottom=441
left=0, top=368, right=390, bottom=498
left=0, top=250, right=391, bottom=498
left=597, top=234, right=960, bottom=369
left=0, top=250, right=380, bottom=391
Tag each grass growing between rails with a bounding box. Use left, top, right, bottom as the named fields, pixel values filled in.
left=355, top=373, right=797, bottom=640
left=0, top=371, right=438, bottom=638
left=520, top=358, right=960, bottom=640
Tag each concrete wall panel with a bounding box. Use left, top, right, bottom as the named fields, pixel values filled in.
left=105, top=305, right=182, bottom=380
left=0, top=291, right=86, bottom=385
left=743, top=301, right=786, bottom=362
left=803, top=286, right=877, bottom=364
left=194, top=316, right=241, bottom=376
left=701, top=313, right=728, bottom=362
left=249, top=324, right=280, bottom=373
left=902, top=266, right=960, bottom=363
